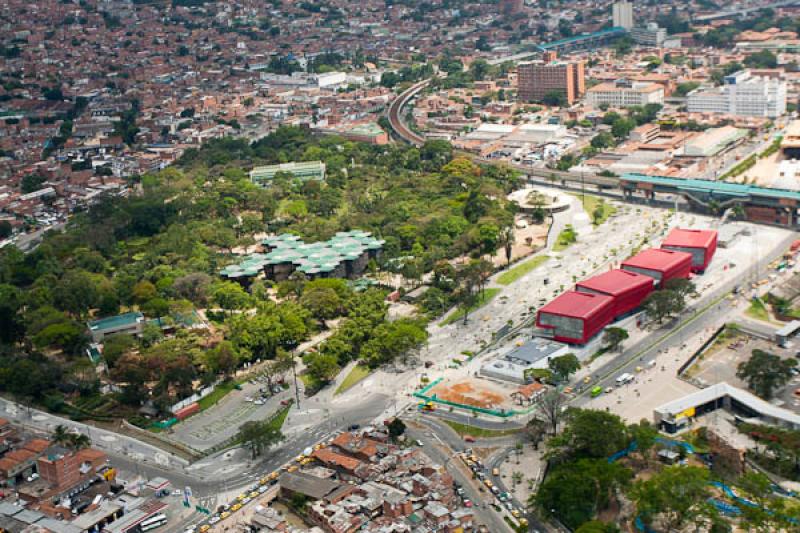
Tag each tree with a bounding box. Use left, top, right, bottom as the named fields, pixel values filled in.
left=0, top=221, right=11, bottom=240
left=533, top=459, right=632, bottom=529
left=611, top=117, right=636, bottom=140
left=602, top=327, right=629, bottom=352
left=590, top=132, right=614, bottom=150
left=575, top=521, right=620, bottom=533
left=549, top=408, right=630, bottom=461
left=627, top=419, right=659, bottom=464
left=387, top=418, right=406, bottom=440
left=737, top=349, right=797, bottom=399
left=632, top=466, right=711, bottom=530
left=204, top=341, right=239, bottom=377
left=542, top=90, right=567, bottom=107
left=211, top=281, right=251, bottom=314
left=20, top=174, right=46, bottom=194
left=539, top=389, right=566, bottom=435
left=67, top=433, right=91, bottom=451
left=525, top=417, right=547, bottom=448
left=548, top=353, right=580, bottom=382
left=236, top=420, right=283, bottom=459
left=52, top=424, right=72, bottom=448
left=300, top=286, right=342, bottom=327
left=643, top=290, right=683, bottom=323
left=304, top=352, right=340, bottom=384
left=499, top=226, right=515, bottom=266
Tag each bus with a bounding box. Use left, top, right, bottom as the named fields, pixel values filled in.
left=140, top=514, right=168, bottom=531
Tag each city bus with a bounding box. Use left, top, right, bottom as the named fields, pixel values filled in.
left=140, top=514, right=168, bottom=531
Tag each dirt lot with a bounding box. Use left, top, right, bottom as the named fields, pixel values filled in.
left=428, top=378, right=517, bottom=411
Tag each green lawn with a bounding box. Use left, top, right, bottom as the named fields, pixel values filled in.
left=441, top=288, right=501, bottom=326
left=197, top=379, right=241, bottom=411
left=745, top=298, right=770, bottom=322
left=553, top=226, right=577, bottom=252
left=300, top=372, right=323, bottom=391
left=266, top=404, right=291, bottom=431
left=575, top=194, right=617, bottom=226
left=496, top=255, right=549, bottom=285
left=334, top=364, right=371, bottom=396
left=443, top=419, right=520, bottom=438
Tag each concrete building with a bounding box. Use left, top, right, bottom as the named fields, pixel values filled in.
left=781, top=120, right=800, bottom=159
left=684, top=126, right=747, bottom=157
left=87, top=312, right=145, bottom=343
left=250, top=160, right=326, bottom=186
left=517, top=60, right=585, bottom=104
left=687, top=70, right=787, bottom=118
left=480, top=337, right=571, bottom=384
left=612, top=1, right=634, bottom=30
left=630, top=23, right=667, bottom=47
left=587, top=79, right=664, bottom=108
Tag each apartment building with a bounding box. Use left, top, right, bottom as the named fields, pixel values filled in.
left=517, top=60, right=586, bottom=104
left=687, top=70, right=787, bottom=118
left=587, top=79, right=665, bottom=108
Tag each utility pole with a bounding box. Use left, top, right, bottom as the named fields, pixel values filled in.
left=291, top=355, right=301, bottom=409
left=581, top=170, right=585, bottom=208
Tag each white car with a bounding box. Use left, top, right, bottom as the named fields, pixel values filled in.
left=254, top=399, right=264, bottom=406
left=244, top=397, right=254, bottom=402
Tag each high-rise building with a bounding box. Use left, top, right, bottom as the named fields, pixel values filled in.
left=687, top=70, right=787, bottom=118
left=517, top=60, right=585, bottom=105
left=612, top=1, right=634, bottom=30
left=499, top=0, right=524, bottom=15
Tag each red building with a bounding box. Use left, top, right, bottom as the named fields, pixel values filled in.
left=576, top=269, right=654, bottom=318
left=661, top=228, right=718, bottom=273
left=621, top=249, right=692, bottom=285
left=536, top=291, right=614, bottom=344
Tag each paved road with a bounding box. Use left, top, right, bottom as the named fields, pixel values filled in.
left=572, top=231, right=798, bottom=404
left=404, top=423, right=514, bottom=533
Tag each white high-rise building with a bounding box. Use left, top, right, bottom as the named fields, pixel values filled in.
left=687, top=70, right=787, bottom=118
left=612, top=1, right=634, bottom=30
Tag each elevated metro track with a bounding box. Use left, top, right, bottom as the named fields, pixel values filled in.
left=385, top=80, right=800, bottom=228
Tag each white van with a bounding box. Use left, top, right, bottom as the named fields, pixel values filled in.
left=616, top=373, right=634, bottom=386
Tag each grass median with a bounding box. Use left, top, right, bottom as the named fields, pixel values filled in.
left=441, top=288, right=501, bottom=326
left=334, top=365, right=371, bottom=396
left=496, top=255, right=549, bottom=286
left=443, top=419, right=520, bottom=439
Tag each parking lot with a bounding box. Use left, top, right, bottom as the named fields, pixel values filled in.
left=169, top=377, right=293, bottom=450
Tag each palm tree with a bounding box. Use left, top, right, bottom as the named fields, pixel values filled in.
left=52, top=425, right=71, bottom=448
left=68, top=433, right=91, bottom=451
left=512, top=471, right=523, bottom=490
left=499, top=226, right=515, bottom=266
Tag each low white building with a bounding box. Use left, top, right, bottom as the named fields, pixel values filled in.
left=587, top=79, right=664, bottom=108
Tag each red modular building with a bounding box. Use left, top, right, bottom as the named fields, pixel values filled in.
left=575, top=269, right=654, bottom=318
left=621, top=248, right=692, bottom=285
left=661, top=228, right=718, bottom=273
left=536, top=291, right=614, bottom=344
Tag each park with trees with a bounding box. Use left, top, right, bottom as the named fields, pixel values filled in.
left=0, top=126, right=520, bottom=429
left=529, top=406, right=800, bottom=531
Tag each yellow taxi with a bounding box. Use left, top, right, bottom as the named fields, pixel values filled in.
left=287, top=465, right=299, bottom=473
left=259, top=476, right=269, bottom=485
left=519, top=518, right=529, bottom=526
left=313, top=443, right=324, bottom=451
left=236, top=493, right=247, bottom=501
left=484, top=480, right=493, bottom=489
left=220, top=511, right=230, bottom=520
left=269, top=471, right=279, bottom=480
left=230, top=503, right=242, bottom=512
left=511, top=509, right=521, bottom=518
left=199, top=526, right=210, bottom=533
left=295, top=455, right=305, bottom=463
left=249, top=491, right=259, bottom=499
